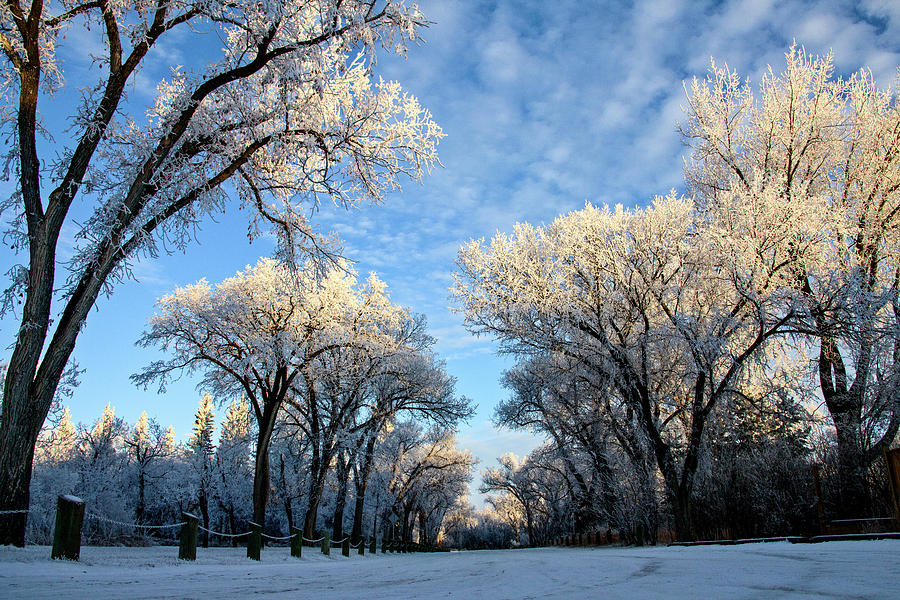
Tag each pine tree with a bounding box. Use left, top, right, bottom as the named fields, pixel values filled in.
left=189, top=394, right=216, bottom=456
left=188, top=394, right=216, bottom=546
left=44, top=407, right=77, bottom=465
left=215, top=396, right=252, bottom=543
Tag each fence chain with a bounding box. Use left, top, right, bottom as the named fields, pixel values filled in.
left=261, top=532, right=297, bottom=541
left=302, top=536, right=325, bottom=543
left=0, top=509, right=30, bottom=515
left=85, top=512, right=186, bottom=530
left=197, top=525, right=250, bottom=538
left=332, top=537, right=349, bottom=544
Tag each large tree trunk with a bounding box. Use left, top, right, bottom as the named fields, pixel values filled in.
left=830, top=400, right=871, bottom=517
left=303, top=448, right=333, bottom=539
left=331, top=453, right=350, bottom=541
left=303, top=492, right=321, bottom=540
left=227, top=504, right=238, bottom=548
left=818, top=337, right=873, bottom=517
left=0, top=414, right=40, bottom=546
left=251, top=434, right=271, bottom=531
left=417, top=510, right=428, bottom=545
left=279, top=455, right=294, bottom=530
left=350, top=432, right=378, bottom=544
left=199, top=488, right=210, bottom=548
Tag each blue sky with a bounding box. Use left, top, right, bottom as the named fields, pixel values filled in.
left=2, top=0, right=899, bottom=505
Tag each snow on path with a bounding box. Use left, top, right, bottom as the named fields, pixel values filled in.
left=1, top=540, right=897, bottom=599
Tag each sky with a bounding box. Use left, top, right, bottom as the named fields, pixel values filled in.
left=1, top=0, right=899, bottom=507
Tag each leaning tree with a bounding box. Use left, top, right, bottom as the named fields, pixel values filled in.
left=0, top=0, right=440, bottom=545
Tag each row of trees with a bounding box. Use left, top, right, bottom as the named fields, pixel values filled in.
left=29, top=398, right=250, bottom=543
left=455, top=48, right=900, bottom=543
left=30, top=389, right=474, bottom=547
left=131, top=257, right=474, bottom=544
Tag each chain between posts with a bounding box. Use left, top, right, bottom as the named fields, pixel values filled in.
left=261, top=532, right=297, bottom=541
left=85, top=513, right=186, bottom=529
left=197, top=525, right=250, bottom=538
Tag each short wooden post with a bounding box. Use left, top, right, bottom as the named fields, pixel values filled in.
left=321, top=530, right=331, bottom=555
left=370, top=535, right=377, bottom=554
left=51, top=495, right=85, bottom=561
left=177, top=511, right=199, bottom=561
left=247, top=521, right=262, bottom=561
left=290, top=526, right=302, bottom=558
left=359, top=536, right=366, bottom=555
left=342, top=537, right=350, bottom=557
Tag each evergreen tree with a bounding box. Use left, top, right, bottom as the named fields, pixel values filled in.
left=215, top=396, right=253, bottom=543
left=188, top=394, right=216, bottom=546
left=42, top=407, right=77, bottom=465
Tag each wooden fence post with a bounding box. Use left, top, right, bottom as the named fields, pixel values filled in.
left=342, top=537, right=350, bottom=557
left=359, top=536, right=366, bottom=555
left=177, top=512, right=199, bottom=561
left=51, top=495, right=84, bottom=561
left=370, top=535, right=377, bottom=554
left=290, top=526, right=302, bottom=558
left=247, top=522, right=262, bottom=561
left=321, top=530, right=331, bottom=556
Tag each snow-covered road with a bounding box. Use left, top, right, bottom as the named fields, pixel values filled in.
left=1, top=540, right=897, bottom=599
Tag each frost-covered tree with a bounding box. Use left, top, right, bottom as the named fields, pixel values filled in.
left=0, top=0, right=441, bottom=545
left=187, top=393, right=216, bottom=545
left=36, top=406, right=77, bottom=465
left=381, top=423, right=475, bottom=544
left=680, top=47, right=900, bottom=516
left=497, top=356, right=622, bottom=533
left=481, top=453, right=547, bottom=546
left=135, top=258, right=409, bottom=531
left=75, top=404, right=131, bottom=538
left=124, top=411, right=175, bottom=525
left=214, top=395, right=253, bottom=540
left=455, top=193, right=803, bottom=540
left=278, top=304, right=471, bottom=539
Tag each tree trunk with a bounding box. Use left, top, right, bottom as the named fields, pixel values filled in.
left=279, top=452, right=294, bottom=529
left=351, top=432, right=378, bottom=544
left=227, top=505, right=238, bottom=548
left=0, top=400, right=44, bottom=546
left=831, top=404, right=871, bottom=517
left=199, top=491, right=210, bottom=548
left=251, top=435, right=271, bottom=532
left=417, top=510, right=428, bottom=545
left=303, top=451, right=328, bottom=539
left=819, top=337, right=872, bottom=517
left=670, top=487, right=693, bottom=543
left=303, top=471, right=327, bottom=540
left=136, top=469, right=146, bottom=524
left=283, top=499, right=294, bottom=531
left=332, top=454, right=350, bottom=541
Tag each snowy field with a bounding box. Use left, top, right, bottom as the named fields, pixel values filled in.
left=1, top=540, right=898, bottom=599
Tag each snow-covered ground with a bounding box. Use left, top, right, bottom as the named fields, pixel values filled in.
left=1, top=540, right=897, bottom=599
